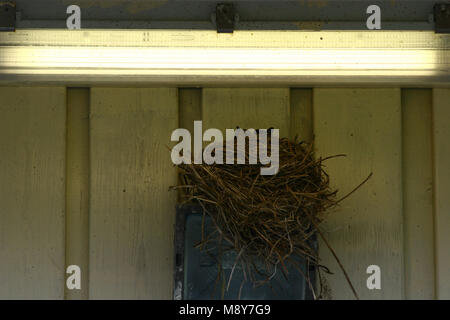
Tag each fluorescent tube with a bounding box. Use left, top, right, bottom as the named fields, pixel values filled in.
left=0, top=30, right=448, bottom=85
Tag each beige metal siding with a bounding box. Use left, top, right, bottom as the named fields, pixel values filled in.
left=402, top=89, right=435, bottom=299
left=65, top=88, right=90, bottom=300
left=88, top=88, right=179, bottom=299
left=202, top=88, right=291, bottom=139
left=0, top=87, right=66, bottom=299
left=313, top=88, right=404, bottom=299
left=0, top=86, right=448, bottom=299
left=432, top=89, right=450, bottom=300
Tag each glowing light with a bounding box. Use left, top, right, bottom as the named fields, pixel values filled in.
left=0, top=30, right=448, bottom=85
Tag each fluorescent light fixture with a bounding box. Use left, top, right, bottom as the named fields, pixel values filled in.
left=0, top=30, right=448, bottom=85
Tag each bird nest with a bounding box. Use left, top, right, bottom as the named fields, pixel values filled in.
left=173, top=136, right=369, bottom=299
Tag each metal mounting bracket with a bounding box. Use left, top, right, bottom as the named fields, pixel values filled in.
left=0, top=1, right=15, bottom=32
left=434, top=3, right=450, bottom=33
left=215, top=3, right=235, bottom=33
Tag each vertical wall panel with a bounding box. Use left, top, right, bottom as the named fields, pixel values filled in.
left=178, top=88, right=202, bottom=204
left=313, top=88, right=403, bottom=299
left=402, top=89, right=435, bottom=300
left=65, top=88, right=90, bottom=300
left=202, top=88, right=290, bottom=138
left=89, top=88, right=178, bottom=299
left=290, top=89, right=313, bottom=143
left=0, top=87, right=66, bottom=299
left=432, top=88, right=450, bottom=300
left=179, top=88, right=202, bottom=136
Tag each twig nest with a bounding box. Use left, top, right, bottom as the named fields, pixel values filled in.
left=174, top=137, right=349, bottom=298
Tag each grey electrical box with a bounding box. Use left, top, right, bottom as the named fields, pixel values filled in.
left=174, top=205, right=316, bottom=300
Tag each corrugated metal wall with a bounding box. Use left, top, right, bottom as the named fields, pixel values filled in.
left=0, top=87, right=449, bottom=299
